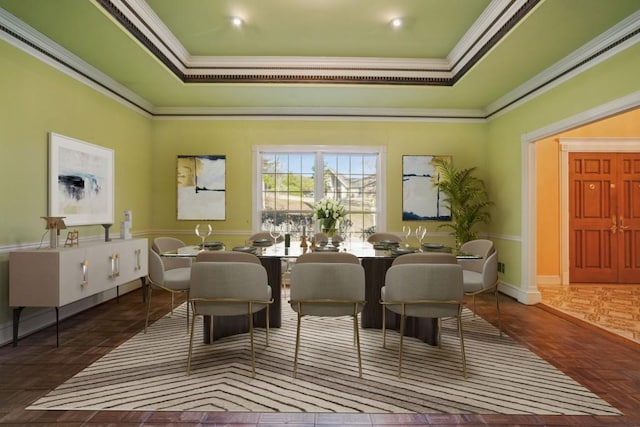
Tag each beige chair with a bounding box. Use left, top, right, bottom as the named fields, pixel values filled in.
left=381, top=263, right=467, bottom=378
left=152, top=237, right=192, bottom=271
left=462, top=250, right=502, bottom=336
left=195, top=250, right=261, bottom=264
left=392, top=252, right=457, bottom=265
left=296, top=251, right=360, bottom=264
left=145, top=249, right=191, bottom=333
left=367, top=232, right=402, bottom=244
left=457, top=239, right=494, bottom=273
left=248, top=231, right=283, bottom=244
left=289, top=254, right=366, bottom=378
left=187, top=261, right=273, bottom=377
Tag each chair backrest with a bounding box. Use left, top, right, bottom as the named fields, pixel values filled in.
left=296, top=251, right=360, bottom=264
left=392, top=252, right=457, bottom=265
left=152, top=237, right=192, bottom=270
left=481, top=251, right=499, bottom=289
left=458, top=239, right=494, bottom=273
left=190, top=262, right=270, bottom=316
left=148, top=248, right=166, bottom=285
left=290, top=262, right=365, bottom=317
left=249, top=231, right=283, bottom=244
left=367, top=232, right=402, bottom=243
left=195, top=250, right=261, bottom=264
left=384, top=264, right=463, bottom=318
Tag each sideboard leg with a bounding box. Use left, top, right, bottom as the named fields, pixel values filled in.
left=140, top=277, right=146, bottom=303
left=12, top=307, right=24, bottom=347
left=55, top=307, right=59, bottom=348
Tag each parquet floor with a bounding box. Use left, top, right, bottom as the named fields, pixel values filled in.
left=1, top=287, right=639, bottom=426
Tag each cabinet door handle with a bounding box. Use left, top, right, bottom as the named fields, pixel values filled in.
left=110, top=253, right=120, bottom=278
left=135, top=248, right=141, bottom=270
left=81, top=260, right=89, bottom=286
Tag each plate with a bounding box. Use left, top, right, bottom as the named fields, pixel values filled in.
left=423, top=243, right=444, bottom=249
left=232, top=246, right=257, bottom=254
left=203, top=241, right=224, bottom=249
left=391, top=247, right=415, bottom=256
left=313, top=245, right=339, bottom=252
left=379, top=239, right=400, bottom=247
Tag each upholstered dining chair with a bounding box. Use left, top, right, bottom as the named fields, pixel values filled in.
left=391, top=252, right=457, bottom=266
left=461, top=250, right=502, bottom=336
left=145, top=248, right=191, bottom=333
left=187, top=261, right=272, bottom=377
left=367, top=232, right=402, bottom=244
left=152, top=237, right=192, bottom=271
left=195, top=250, right=262, bottom=264
left=457, top=239, right=495, bottom=273
left=248, top=231, right=283, bottom=245
left=381, top=263, right=467, bottom=378
left=289, top=252, right=366, bottom=378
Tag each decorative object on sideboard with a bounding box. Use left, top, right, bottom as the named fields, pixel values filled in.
left=64, top=230, right=79, bottom=247
left=120, top=210, right=132, bottom=240
left=102, top=223, right=112, bottom=241
left=41, top=216, right=66, bottom=248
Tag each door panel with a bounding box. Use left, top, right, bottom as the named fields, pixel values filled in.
left=570, top=153, right=640, bottom=283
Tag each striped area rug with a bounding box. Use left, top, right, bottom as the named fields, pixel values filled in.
left=29, top=303, right=621, bottom=415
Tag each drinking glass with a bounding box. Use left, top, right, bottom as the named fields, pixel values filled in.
left=415, top=226, right=427, bottom=246
left=402, top=225, right=412, bottom=246
left=195, top=224, right=212, bottom=249
left=269, top=223, right=282, bottom=248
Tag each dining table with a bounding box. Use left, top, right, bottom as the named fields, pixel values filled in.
left=161, top=240, right=479, bottom=346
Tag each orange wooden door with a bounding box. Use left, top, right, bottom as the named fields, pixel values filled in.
left=569, top=153, right=640, bottom=283
left=617, top=154, right=640, bottom=282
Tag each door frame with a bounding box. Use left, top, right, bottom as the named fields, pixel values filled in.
left=559, top=139, right=640, bottom=284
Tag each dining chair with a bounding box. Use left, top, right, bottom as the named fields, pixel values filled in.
left=392, top=252, right=457, bottom=266
left=381, top=263, right=467, bottom=378
left=367, top=232, right=402, bottom=244
left=195, top=250, right=262, bottom=264
left=462, top=250, right=502, bottom=336
left=187, top=261, right=273, bottom=377
left=457, top=239, right=495, bottom=273
left=248, top=231, right=283, bottom=244
left=145, top=248, right=191, bottom=333
left=152, top=237, right=192, bottom=271
left=289, top=253, right=366, bottom=378
left=296, top=251, right=360, bottom=264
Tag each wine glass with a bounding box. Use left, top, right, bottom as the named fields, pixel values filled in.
left=402, top=225, right=412, bottom=246
left=415, top=225, right=427, bottom=246
left=269, top=223, right=282, bottom=248
left=195, top=224, right=212, bottom=249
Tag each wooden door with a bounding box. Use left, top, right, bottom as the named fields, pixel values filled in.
left=569, top=153, right=640, bottom=283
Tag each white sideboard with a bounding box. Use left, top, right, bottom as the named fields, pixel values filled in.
left=9, top=238, right=148, bottom=346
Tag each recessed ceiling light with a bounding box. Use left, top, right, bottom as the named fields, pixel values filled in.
left=390, top=17, right=403, bottom=29
left=231, top=16, right=244, bottom=28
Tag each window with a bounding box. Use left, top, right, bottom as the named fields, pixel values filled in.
left=253, top=146, right=386, bottom=241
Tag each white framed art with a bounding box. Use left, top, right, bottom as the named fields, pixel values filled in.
left=402, top=154, right=451, bottom=221
left=177, top=155, right=226, bottom=220
left=48, top=132, right=114, bottom=226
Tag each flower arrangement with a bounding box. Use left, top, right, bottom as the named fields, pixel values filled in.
left=313, top=197, right=347, bottom=236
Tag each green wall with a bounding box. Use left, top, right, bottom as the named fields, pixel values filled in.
left=150, top=119, right=487, bottom=247
left=0, top=41, right=152, bottom=326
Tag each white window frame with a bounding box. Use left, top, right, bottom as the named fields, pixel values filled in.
left=252, top=145, right=387, bottom=235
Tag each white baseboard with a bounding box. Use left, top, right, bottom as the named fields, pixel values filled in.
left=0, top=280, right=143, bottom=347
left=499, top=280, right=542, bottom=305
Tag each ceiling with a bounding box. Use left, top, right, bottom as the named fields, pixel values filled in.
left=0, top=0, right=638, bottom=118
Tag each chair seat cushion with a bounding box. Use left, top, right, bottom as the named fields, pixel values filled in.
left=462, top=269, right=483, bottom=293
left=164, top=267, right=191, bottom=290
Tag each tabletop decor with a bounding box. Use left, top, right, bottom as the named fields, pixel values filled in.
left=313, top=197, right=346, bottom=238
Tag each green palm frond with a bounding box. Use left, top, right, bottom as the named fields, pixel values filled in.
left=432, top=158, right=493, bottom=245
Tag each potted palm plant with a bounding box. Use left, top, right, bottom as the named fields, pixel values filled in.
left=432, top=158, right=493, bottom=248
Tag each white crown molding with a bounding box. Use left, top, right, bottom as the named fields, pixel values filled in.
left=486, top=10, right=640, bottom=119
left=0, top=7, right=153, bottom=116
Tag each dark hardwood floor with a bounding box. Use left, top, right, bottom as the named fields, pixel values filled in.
left=1, top=287, right=639, bottom=426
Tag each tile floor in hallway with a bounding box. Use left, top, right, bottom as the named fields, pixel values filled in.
left=538, top=283, right=640, bottom=345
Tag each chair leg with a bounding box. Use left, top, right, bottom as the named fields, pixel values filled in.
left=185, top=293, right=190, bottom=333
left=353, top=313, right=362, bottom=378
left=249, top=303, right=256, bottom=378
left=398, top=305, right=406, bottom=378
left=293, top=312, right=302, bottom=378
left=186, top=312, right=197, bottom=375
left=457, top=314, right=467, bottom=379
left=472, top=294, right=477, bottom=318
left=144, top=285, right=153, bottom=333
left=265, top=304, right=270, bottom=346
left=382, top=306, right=387, bottom=348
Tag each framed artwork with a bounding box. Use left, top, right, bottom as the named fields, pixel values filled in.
left=402, top=155, right=451, bottom=221
left=49, top=133, right=114, bottom=226
left=177, top=155, right=226, bottom=220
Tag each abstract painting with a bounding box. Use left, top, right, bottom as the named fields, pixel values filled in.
left=49, top=133, right=114, bottom=226
left=402, top=155, right=451, bottom=221
left=177, top=155, right=226, bottom=220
